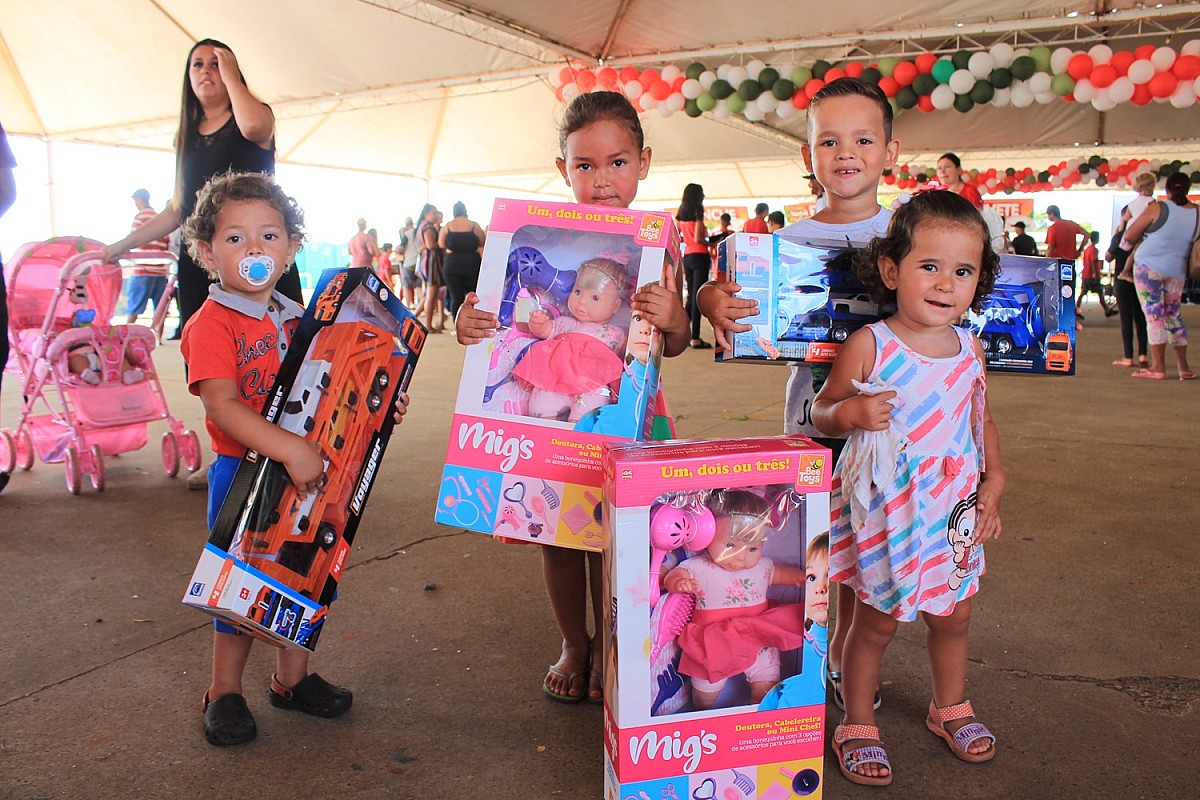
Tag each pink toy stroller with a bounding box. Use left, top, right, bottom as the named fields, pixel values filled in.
left=0, top=237, right=202, bottom=493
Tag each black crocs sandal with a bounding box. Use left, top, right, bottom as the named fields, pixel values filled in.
left=269, top=673, right=353, bottom=718
left=203, top=692, right=257, bottom=746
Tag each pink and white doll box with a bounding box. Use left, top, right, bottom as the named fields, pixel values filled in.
left=602, top=437, right=831, bottom=800
left=437, top=198, right=678, bottom=550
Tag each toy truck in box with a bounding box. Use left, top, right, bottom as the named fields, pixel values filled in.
left=236, top=321, right=398, bottom=599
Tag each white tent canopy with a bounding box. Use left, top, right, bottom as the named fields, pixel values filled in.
left=3, top=1, right=1200, bottom=203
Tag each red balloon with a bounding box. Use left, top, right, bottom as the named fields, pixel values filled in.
left=1134, top=44, right=1157, bottom=61
left=825, top=67, right=847, bottom=82
left=1097, top=162, right=1110, bottom=174
left=597, top=66, right=618, bottom=90
left=1067, top=53, right=1094, bottom=80
left=1090, top=63, right=1117, bottom=88
left=1048, top=164, right=1060, bottom=175
left=884, top=173, right=896, bottom=184
left=844, top=62, right=865, bottom=78
left=558, top=66, right=577, bottom=86
left=915, top=53, right=938, bottom=73
left=917, top=94, right=935, bottom=112
left=575, top=69, right=597, bottom=91
left=1131, top=83, right=1153, bottom=106
left=641, top=68, right=661, bottom=86
left=792, top=91, right=811, bottom=109
left=804, top=78, right=826, bottom=97
left=650, top=78, right=673, bottom=101
left=1148, top=70, right=1178, bottom=99
left=619, top=66, right=640, bottom=84
left=878, top=76, right=900, bottom=97
left=1110, top=50, right=1135, bottom=77
left=893, top=61, right=918, bottom=87
left=1172, top=54, right=1200, bottom=81
left=672, top=76, right=686, bottom=92
left=986, top=168, right=997, bottom=179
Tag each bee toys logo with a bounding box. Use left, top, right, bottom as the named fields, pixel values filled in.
left=797, top=454, right=825, bottom=485
left=639, top=215, right=665, bottom=243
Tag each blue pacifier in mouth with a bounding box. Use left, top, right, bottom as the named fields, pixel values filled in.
left=239, top=255, right=275, bottom=286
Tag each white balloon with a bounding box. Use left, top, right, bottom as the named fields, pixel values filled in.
left=949, top=69, right=976, bottom=94
left=746, top=60, right=766, bottom=80
left=1088, top=44, right=1113, bottom=64
left=699, top=70, right=717, bottom=90
left=727, top=66, right=749, bottom=87
left=755, top=93, right=778, bottom=113
left=716, top=64, right=731, bottom=80
left=549, top=67, right=565, bottom=87
left=1182, top=40, right=1200, bottom=57
left=1035, top=91, right=1056, bottom=105
left=1128, top=59, right=1155, bottom=85
left=1091, top=93, right=1117, bottom=112
left=661, top=65, right=682, bottom=83
left=1151, top=46, right=1177, bottom=71
left=1014, top=47, right=1030, bottom=58
left=968, top=52, right=995, bottom=78
left=1051, top=174, right=1064, bottom=186
left=623, top=81, right=643, bottom=100
left=714, top=99, right=731, bottom=118
left=640, top=92, right=658, bottom=109
left=562, top=83, right=581, bottom=102
left=775, top=101, right=796, bottom=119
left=666, top=92, right=686, bottom=111
left=1169, top=85, right=1195, bottom=108
left=1195, top=75, right=1200, bottom=95
left=1109, top=76, right=1135, bottom=103
left=681, top=78, right=703, bottom=99
left=656, top=103, right=674, bottom=117
left=1029, top=72, right=1052, bottom=94
left=1011, top=81, right=1036, bottom=107
left=744, top=105, right=765, bottom=121
left=1073, top=78, right=1097, bottom=104
left=989, top=42, right=1015, bottom=68
left=990, top=86, right=1012, bottom=107
left=1051, top=47, right=1075, bottom=74
left=931, top=84, right=956, bottom=110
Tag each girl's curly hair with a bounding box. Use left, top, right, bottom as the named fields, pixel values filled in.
left=182, top=170, right=306, bottom=278
left=855, top=190, right=1001, bottom=312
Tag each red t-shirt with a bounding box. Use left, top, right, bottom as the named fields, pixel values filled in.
left=181, top=289, right=303, bottom=457
left=1081, top=243, right=1100, bottom=279
left=957, top=184, right=984, bottom=210
left=742, top=217, right=769, bottom=234
left=1045, top=219, right=1087, bottom=260
left=678, top=218, right=708, bottom=256
left=378, top=252, right=393, bottom=277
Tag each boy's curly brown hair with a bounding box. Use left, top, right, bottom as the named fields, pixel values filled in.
left=181, top=170, right=306, bottom=278
left=855, top=189, right=1000, bottom=312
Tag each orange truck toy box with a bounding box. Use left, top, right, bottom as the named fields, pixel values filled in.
left=183, top=268, right=425, bottom=651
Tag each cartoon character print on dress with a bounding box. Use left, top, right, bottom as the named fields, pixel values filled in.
left=946, top=493, right=982, bottom=592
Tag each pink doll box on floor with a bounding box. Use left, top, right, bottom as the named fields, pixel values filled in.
left=602, top=437, right=832, bottom=800
left=437, top=198, right=678, bottom=550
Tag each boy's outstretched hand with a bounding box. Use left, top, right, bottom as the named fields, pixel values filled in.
left=696, top=281, right=759, bottom=350
left=455, top=292, right=499, bottom=345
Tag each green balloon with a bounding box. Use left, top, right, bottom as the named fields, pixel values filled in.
left=952, top=49, right=973, bottom=70
left=1004, top=185, right=1015, bottom=195
left=888, top=97, right=900, bottom=114
left=1029, top=45, right=1052, bottom=72
left=791, top=66, right=813, bottom=86
left=898, top=170, right=910, bottom=180
left=758, top=67, right=780, bottom=88
left=954, top=93, right=974, bottom=112
left=771, top=78, right=795, bottom=100
left=915, top=172, right=929, bottom=182
left=1190, top=170, right=1200, bottom=184
left=990, top=67, right=1013, bottom=89
left=684, top=99, right=702, bottom=117
left=878, top=57, right=899, bottom=77
left=861, top=67, right=882, bottom=84
left=970, top=80, right=995, bottom=104
left=725, top=93, right=747, bottom=114
left=696, top=91, right=717, bottom=111
left=1005, top=167, right=1016, bottom=176
left=912, top=73, right=937, bottom=96
left=1051, top=73, right=1074, bottom=96
left=1088, top=155, right=1103, bottom=168
left=1010, top=56, right=1036, bottom=81
left=931, top=59, right=955, bottom=84
left=812, top=60, right=832, bottom=79
left=1024, top=174, right=1037, bottom=184
left=686, top=62, right=706, bottom=80
left=738, top=79, right=763, bottom=100
left=1079, top=163, right=1091, bottom=174
left=896, top=86, right=918, bottom=109
left=710, top=79, right=734, bottom=99
left=1038, top=170, right=1051, bottom=183
left=1095, top=174, right=1108, bottom=187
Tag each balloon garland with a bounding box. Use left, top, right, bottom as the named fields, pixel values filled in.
left=548, top=40, right=1200, bottom=120
left=885, top=156, right=1198, bottom=196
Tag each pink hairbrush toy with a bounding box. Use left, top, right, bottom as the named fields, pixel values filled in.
left=648, top=499, right=715, bottom=609
left=650, top=591, right=694, bottom=661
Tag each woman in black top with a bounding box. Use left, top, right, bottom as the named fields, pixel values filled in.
left=1107, top=208, right=1149, bottom=368
left=438, top=201, right=486, bottom=321
left=105, top=39, right=302, bottom=330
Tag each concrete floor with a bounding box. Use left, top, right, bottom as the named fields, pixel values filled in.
left=1, top=299, right=1197, bottom=799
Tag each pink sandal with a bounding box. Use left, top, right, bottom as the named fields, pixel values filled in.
left=1131, top=368, right=1167, bottom=380
left=832, top=723, right=892, bottom=786
left=925, top=700, right=996, bottom=763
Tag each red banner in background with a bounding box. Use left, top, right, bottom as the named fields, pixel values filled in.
left=785, top=202, right=815, bottom=222
left=984, top=198, right=1033, bottom=220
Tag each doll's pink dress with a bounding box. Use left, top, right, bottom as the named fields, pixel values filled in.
left=513, top=316, right=625, bottom=420
left=673, top=553, right=807, bottom=684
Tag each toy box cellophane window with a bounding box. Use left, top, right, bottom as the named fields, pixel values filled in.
left=483, top=226, right=660, bottom=433
left=645, top=485, right=826, bottom=716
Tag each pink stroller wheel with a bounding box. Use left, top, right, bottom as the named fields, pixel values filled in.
left=89, top=444, right=106, bottom=492
left=181, top=429, right=203, bottom=473
left=16, top=429, right=34, bottom=471
left=0, top=430, right=15, bottom=474
left=63, top=445, right=82, bottom=495
left=162, top=431, right=181, bottom=477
